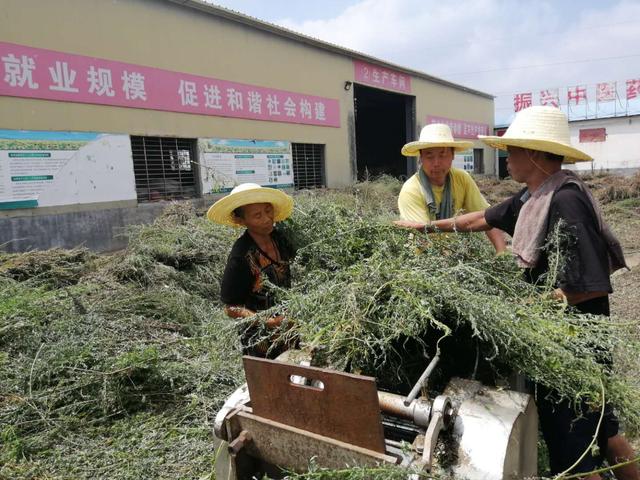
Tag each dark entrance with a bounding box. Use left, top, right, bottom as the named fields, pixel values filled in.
left=354, top=84, right=415, bottom=180
left=498, top=151, right=508, bottom=178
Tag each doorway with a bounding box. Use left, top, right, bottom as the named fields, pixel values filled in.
left=498, top=150, right=508, bottom=178
left=354, top=84, right=415, bottom=180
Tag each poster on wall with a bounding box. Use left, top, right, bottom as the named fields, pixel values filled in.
left=453, top=149, right=474, bottom=172
left=200, top=138, right=294, bottom=193
left=0, top=130, right=136, bottom=209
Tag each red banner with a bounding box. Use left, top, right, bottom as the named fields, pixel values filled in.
left=353, top=60, right=411, bottom=93
left=0, top=41, right=341, bottom=127
left=425, top=115, right=489, bottom=139
left=579, top=128, right=606, bottom=143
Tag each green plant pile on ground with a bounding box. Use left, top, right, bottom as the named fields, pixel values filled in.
left=282, top=463, right=439, bottom=479
left=1, top=176, right=639, bottom=479
left=0, top=204, right=243, bottom=479
left=270, top=192, right=640, bottom=434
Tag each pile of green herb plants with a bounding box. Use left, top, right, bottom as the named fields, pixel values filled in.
left=0, top=205, right=244, bottom=479
left=1, top=177, right=639, bottom=479
left=273, top=191, right=640, bottom=434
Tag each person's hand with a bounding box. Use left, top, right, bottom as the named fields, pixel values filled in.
left=224, top=305, right=255, bottom=319
left=393, top=220, right=427, bottom=231
left=537, top=289, right=568, bottom=308
left=265, top=314, right=285, bottom=329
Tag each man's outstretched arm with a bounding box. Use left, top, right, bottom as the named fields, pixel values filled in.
left=394, top=210, right=492, bottom=233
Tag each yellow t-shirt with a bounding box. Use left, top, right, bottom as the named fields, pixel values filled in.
left=398, top=167, right=489, bottom=222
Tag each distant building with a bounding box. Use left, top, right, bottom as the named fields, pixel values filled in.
left=1, top=0, right=495, bottom=252
left=494, top=114, right=640, bottom=178
left=566, top=114, right=640, bottom=175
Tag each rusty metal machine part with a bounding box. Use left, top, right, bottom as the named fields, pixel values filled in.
left=378, top=391, right=432, bottom=428
left=243, top=356, right=386, bottom=453
left=220, top=407, right=397, bottom=479
left=214, top=354, right=538, bottom=480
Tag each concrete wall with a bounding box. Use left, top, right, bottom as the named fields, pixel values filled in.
left=0, top=201, right=167, bottom=253
left=567, top=116, right=640, bottom=174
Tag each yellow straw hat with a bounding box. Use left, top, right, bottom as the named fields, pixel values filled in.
left=401, top=124, right=474, bottom=156
left=478, top=106, right=592, bottom=163
left=207, top=183, right=294, bottom=227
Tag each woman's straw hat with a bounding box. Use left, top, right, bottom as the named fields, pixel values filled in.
left=207, top=183, right=294, bottom=227
left=478, top=106, right=592, bottom=163
left=401, top=124, right=474, bottom=156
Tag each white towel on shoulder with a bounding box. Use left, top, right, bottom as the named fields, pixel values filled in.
left=512, top=170, right=627, bottom=272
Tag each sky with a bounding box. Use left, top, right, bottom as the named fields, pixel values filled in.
left=207, top=0, right=640, bottom=125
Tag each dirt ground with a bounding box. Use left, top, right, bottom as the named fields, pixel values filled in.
left=612, top=265, right=640, bottom=320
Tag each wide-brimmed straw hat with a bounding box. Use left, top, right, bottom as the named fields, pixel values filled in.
left=478, top=106, right=592, bottom=163
left=207, top=183, right=294, bottom=227
left=401, top=124, right=474, bottom=156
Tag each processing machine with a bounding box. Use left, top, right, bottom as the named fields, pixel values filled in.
left=213, top=351, right=538, bottom=479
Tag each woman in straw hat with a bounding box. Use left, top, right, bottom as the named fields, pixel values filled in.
left=208, top=183, right=295, bottom=358
left=397, top=123, right=506, bottom=252
left=395, top=106, right=636, bottom=480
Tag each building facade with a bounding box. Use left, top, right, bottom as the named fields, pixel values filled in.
left=567, top=115, right=640, bottom=174
left=1, top=0, right=495, bottom=252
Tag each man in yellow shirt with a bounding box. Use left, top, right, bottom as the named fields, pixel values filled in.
left=397, top=124, right=505, bottom=252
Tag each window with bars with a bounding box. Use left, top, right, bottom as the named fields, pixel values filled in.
left=292, top=143, right=325, bottom=190
left=130, top=136, right=199, bottom=202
